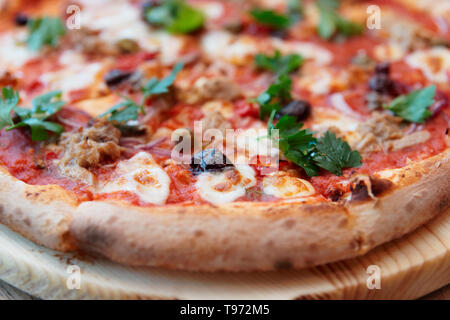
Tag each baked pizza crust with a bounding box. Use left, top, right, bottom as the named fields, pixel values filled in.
left=0, top=167, right=77, bottom=251
left=0, top=149, right=448, bottom=271
left=0, top=0, right=448, bottom=271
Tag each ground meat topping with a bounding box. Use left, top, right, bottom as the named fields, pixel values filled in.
left=352, top=112, right=431, bottom=153
left=353, top=112, right=404, bottom=153
left=56, top=121, right=123, bottom=183
left=176, top=76, right=241, bottom=104
left=66, top=28, right=119, bottom=56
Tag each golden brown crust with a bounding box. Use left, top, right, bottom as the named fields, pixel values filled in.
left=0, top=0, right=448, bottom=272
left=66, top=149, right=449, bottom=271
left=0, top=144, right=448, bottom=271
left=0, top=167, right=77, bottom=251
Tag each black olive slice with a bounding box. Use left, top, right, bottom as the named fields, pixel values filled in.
left=369, top=62, right=394, bottom=94
left=118, top=120, right=147, bottom=137
left=190, top=149, right=234, bottom=175
left=15, top=13, right=29, bottom=26
left=104, top=70, right=133, bottom=87
left=276, top=100, right=311, bottom=121
left=374, top=62, right=390, bottom=75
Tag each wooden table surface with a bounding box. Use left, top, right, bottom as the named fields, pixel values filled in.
left=0, top=279, right=448, bottom=300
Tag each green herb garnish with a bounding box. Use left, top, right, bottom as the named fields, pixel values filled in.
left=142, top=62, right=184, bottom=100
left=257, top=74, right=292, bottom=119
left=0, top=88, right=19, bottom=130
left=2, top=90, right=65, bottom=141
left=101, top=63, right=184, bottom=123
left=316, top=0, right=363, bottom=40
left=313, top=131, right=362, bottom=176
left=255, top=50, right=304, bottom=75
left=383, top=85, right=435, bottom=123
left=268, top=110, right=362, bottom=176
left=287, top=0, right=304, bottom=24
left=250, top=9, right=291, bottom=30
left=268, top=111, right=319, bottom=176
left=99, top=98, right=141, bottom=123
left=144, top=0, right=204, bottom=34
left=26, top=17, right=66, bottom=51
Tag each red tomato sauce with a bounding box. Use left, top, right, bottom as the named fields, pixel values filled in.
left=0, top=0, right=449, bottom=204
left=371, top=0, right=449, bottom=40
left=165, top=164, right=198, bottom=204
left=311, top=111, right=449, bottom=197
left=0, top=128, right=93, bottom=202
left=18, top=55, right=62, bottom=96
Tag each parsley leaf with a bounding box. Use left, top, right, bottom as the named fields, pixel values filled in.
left=268, top=111, right=361, bottom=176
left=257, top=74, right=292, bottom=119
left=268, top=111, right=319, bottom=176
left=26, top=17, right=66, bottom=51
left=6, top=91, right=65, bottom=141
left=250, top=9, right=291, bottom=30
left=316, top=0, right=363, bottom=39
left=255, top=50, right=304, bottom=75
left=313, top=131, right=362, bottom=176
left=142, top=62, right=184, bottom=100
left=99, top=98, right=141, bottom=123
left=144, top=0, right=204, bottom=34
left=269, top=112, right=304, bottom=137
left=285, top=149, right=320, bottom=176
left=0, top=87, right=19, bottom=130
left=383, top=85, right=435, bottom=123
left=287, top=0, right=304, bottom=24
left=101, top=63, right=184, bottom=123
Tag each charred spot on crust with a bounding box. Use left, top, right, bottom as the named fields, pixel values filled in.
left=327, top=188, right=345, bottom=202
left=190, top=149, right=234, bottom=175
left=194, top=230, right=204, bottom=237
left=350, top=233, right=365, bottom=252
left=283, top=219, right=296, bottom=229
left=83, top=225, right=113, bottom=249
left=274, top=259, right=293, bottom=270
left=23, top=217, right=31, bottom=226
left=438, top=192, right=450, bottom=213
left=350, top=175, right=393, bottom=202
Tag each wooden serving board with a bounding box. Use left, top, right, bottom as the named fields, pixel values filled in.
left=0, top=210, right=449, bottom=300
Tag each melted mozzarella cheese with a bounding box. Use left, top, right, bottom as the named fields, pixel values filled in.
left=406, top=47, right=450, bottom=83
left=397, top=0, right=450, bottom=21
left=99, top=152, right=171, bottom=205
left=151, top=32, right=186, bottom=65
left=297, top=68, right=333, bottom=95
left=196, top=165, right=256, bottom=205
left=193, top=1, right=225, bottom=20
left=233, top=128, right=280, bottom=163
left=263, top=172, right=315, bottom=199
left=201, top=31, right=258, bottom=65
left=311, top=107, right=362, bottom=146
left=0, top=31, right=37, bottom=71
left=374, top=44, right=407, bottom=62
left=201, top=100, right=234, bottom=119
left=272, top=39, right=332, bottom=66
left=312, top=107, right=361, bottom=132
left=39, top=51, right=103, bottom=97
left=78, top=0, right=185, bottom=65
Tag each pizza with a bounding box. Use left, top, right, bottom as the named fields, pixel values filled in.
left=0, top=0, right=448, bottom=272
